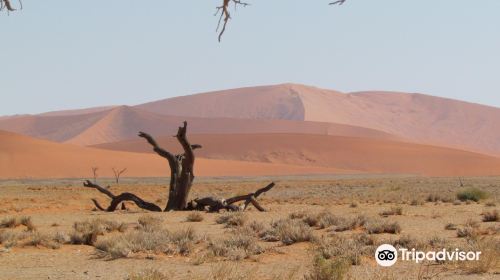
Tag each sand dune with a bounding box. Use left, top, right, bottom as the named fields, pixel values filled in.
left=0, top=106, right=397, bottom=146
left=93, top=133, right=500, bottom=177
left=0, top=131, right=352, bottom=179
left=136, top=84, right=500, bottom=155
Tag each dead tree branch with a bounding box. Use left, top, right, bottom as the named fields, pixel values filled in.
left=215, top=0, right=249, bottom=42
left=83, top=180, right=161, bottom=212
left=189, top=182, right=275, bottom=212
left=0, top=0, right=22, bottom=12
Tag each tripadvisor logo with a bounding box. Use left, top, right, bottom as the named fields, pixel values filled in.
left=375, top=244, right=481, bottom=267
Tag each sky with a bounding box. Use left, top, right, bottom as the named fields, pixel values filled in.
left=1, top=0, right=499, bottom=115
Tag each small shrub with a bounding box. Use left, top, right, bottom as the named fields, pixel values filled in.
left=314, top=236, right=366, bottom=265
left=481, top=210, right=498, bottom=222
left=95, top=236, right=132, bottom=259
left=349, top=202, right=358, bottom=208
left=216, top=212, right=246, bottom=227
left=265, top=218, right=314, bottom=245
left=365, top=219, right=401, bottom=234
left=303, top=211, right=343, bottom=229
left=209, top=233, right=263, bottom=260
left=185, top=212, right=204, bottom=222
left=457, top=188, right=488, bottom=202
left=70, top=218, right=125, bottom=245
left=379, top=207, right=403, bottom=217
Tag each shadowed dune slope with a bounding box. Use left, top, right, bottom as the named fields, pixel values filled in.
left=0, top=131, right=353, bottom=179
left=136, top=83, right=500, bottom=155
left=93, top=133, right=500, bottom=177
left=0, top=106, right=397, bottom=146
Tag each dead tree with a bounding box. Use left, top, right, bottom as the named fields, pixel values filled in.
left=0, top=0, right=21, bottom=13
left=84, top=121, right=275, bottom=212
left=215, top=0, right=347, bottom=41
left=112, top=167, right=127, bottom=185
left=91, top=167, right=99, bottom=184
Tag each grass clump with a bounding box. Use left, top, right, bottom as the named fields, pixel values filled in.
left=262, top=218, right=314, bottom=245
left=457, top=188, right=488, bottom=202
left=208, top=232, right=264, bottom=260
left=185, top=212, right=204, bottom=222
left=303, top=211, right=344, bottom=229
left=0, top=216, right=36, bottom=231
left=216, top=212, right=246, bottom=228
left=314, top=236, right=367, bottom=266
left=481, top=210, right=498, bottom=222
left=365, top=219, right=401, bottom=234
left=70, top=218, right=126, bottom=245
left=379, top=207, right=403, bottom=217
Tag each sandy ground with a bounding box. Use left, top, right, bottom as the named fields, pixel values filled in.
left=0, top=175, right=498, bottom=280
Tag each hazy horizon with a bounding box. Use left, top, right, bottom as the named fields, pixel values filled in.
left=1, top=0, right=500, bottom=115
left=3, top=82, right=500, bottom=117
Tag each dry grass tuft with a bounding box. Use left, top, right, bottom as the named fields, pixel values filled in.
left=208, top=232, right=264, bottom=260
left=365, top=219, right=401, bottom=234
left=379, top=207, right=403, bottom=217
left=186, top=212, right=204, bottom=222
left=262, top=218, right=314, bottom=245
left=70, top=218, right=126, bottom=245
left=216, top=212, right=246, bottom=227
left=95, top=222, right=198, bottom=259
left=481, top=210, right=498, bottom=222
left=0, top=216, right=36, bottom=231
left=314, top=235, right=369, bottom=265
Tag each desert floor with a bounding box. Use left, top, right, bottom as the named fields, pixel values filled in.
left=0, top=175, right=498, bottom=280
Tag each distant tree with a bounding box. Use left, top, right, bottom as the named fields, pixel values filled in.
left=91, top=167, right=99, bottom=184
left=112, top=168, right=127, bottom=186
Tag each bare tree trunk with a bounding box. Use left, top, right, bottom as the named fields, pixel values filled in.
left=85, top=121, right=275, bottom=212
left=139, top=121, right=200, bottom=211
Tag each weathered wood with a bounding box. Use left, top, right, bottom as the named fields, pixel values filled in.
left=84, top=180, right=161, bottom=212
left=85, top=122, right=275, bottom=212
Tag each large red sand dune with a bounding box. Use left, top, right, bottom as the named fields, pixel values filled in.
left=93, top=133, right=500, bottom=177
left=0, top=131, right=351, bottom=179
left=0, top=106, right=396, bottom=146
left=136, top=84, right=500, bottom=155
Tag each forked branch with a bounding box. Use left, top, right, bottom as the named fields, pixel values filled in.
left=215, top=0, right=249, bottom=42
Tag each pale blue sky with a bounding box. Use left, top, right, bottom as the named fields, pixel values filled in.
left=1, top=0, right=499, bottom=115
